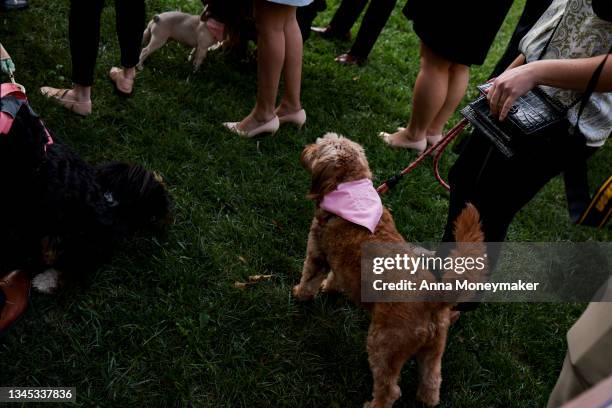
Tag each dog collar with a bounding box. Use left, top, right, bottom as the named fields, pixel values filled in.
left=319, top=178, right=383, bottom=233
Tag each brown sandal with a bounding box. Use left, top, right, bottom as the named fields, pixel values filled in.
left=40, top=87, right=92, bottom=116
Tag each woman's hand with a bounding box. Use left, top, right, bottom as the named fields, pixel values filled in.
left=487, top=62, right=541, bottom=121
left=0, top=58, right=15, bottom=76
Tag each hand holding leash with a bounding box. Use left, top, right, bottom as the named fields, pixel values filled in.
left=0, top=43, right=25, bottom=93
left=0, top=43, right=16, bottom=76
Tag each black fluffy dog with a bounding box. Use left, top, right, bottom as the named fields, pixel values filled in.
left=0, top=104, right=171, bottom=293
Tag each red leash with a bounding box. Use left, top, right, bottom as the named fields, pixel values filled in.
left=376, top=118, right=469, bottom=194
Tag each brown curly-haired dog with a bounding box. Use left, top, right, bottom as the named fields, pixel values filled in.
left=293, top=133, right=485, bottom=407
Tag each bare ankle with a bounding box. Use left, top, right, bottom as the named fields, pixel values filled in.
left=251, top=109, right=276, bottom=123
left=426, top=128, right=443, bottom=137
left=72, top=85, right=91, bottom=102
left=277, top=101, right=302, bottom=115
left=402, top=125, right=427, bottom=141
left=123, top=67, right=136, bottom=79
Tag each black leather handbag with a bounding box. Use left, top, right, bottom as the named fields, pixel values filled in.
left=461, top=82, right=569, bottom=157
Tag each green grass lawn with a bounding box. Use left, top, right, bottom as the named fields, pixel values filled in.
left=1, top=0, right=610, bottom=406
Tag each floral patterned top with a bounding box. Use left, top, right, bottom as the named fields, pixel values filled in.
left=520, top=0, right=612, bottom=146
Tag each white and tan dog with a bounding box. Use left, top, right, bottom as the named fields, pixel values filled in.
left=138, top=11, right=217, bottom=72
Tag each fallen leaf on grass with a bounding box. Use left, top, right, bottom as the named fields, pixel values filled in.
left=234, top=275, right=274, bottom=289
left=272, top=219, right=283, bottom=231
left=248, top=274, right=273, bottom=283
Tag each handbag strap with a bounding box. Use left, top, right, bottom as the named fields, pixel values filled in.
left=572, top=46, right=612, bottom=135
left=563, top=47, right=611, bottom=227
left=536, top=9, right=611, bottom=121
left=537, top=11, right=563, bottom=61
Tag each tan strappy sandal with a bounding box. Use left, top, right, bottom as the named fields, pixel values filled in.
left=40, top=87, right=92, bottom=116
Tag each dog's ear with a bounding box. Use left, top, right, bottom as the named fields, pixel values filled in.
left=307, top=157, right=340, bottom=201
left=300, top=144, right=316, bottom=172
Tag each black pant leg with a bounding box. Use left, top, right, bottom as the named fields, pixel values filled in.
left=442, top=131, right=512, bottom=244
left=490, top=0, right=553, bottom=77
left=328, top=0, right=369, bottom=35
left=297, top=0, right=327, bottom=41
left=443, top=129, right=593, bottom=247
left=349, top=0, right=397, bottom=59
left=70, top=0, right=105, bottom=86
left=115, top=0, right=146, bottom=69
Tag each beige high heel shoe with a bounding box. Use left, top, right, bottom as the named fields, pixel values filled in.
left=379, top=132, right=427, bottom=153
left=378, top=126, right=427, bottom=153
left=426, top=134, right=443, bottom=145
left=278, top=109, right=307, bottom=129
left=223, top=116, right=280, bottom=138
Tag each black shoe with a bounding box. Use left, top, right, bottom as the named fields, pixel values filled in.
left=1, top=0, right=29, bottom=11
left=335, top=52, right=366, bottom=66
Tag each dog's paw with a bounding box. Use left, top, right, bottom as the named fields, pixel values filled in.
left=320, top=272, right=341, bottom=294
left=320, top=278, right=339, bottom=294
left=32, top=269, right=61, bottom=294
left=416, top=385, right=439, bottom=407
left=136, top=63, right=144, bottom=71
left=364, top=385, right=402, bottom=408
left=207, top=41, right=223, bottom=52
left=292, top=285, right=314, bottom=301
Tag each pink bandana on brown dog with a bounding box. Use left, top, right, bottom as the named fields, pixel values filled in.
left=320, top=178, right=383, bottom=233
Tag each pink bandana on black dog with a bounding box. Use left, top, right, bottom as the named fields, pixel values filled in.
left=320, top=179, right=383, bottom=233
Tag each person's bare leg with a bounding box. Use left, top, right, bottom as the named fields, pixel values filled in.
left=386, top=42, right=452, bottom=144
left=426, top=62, right=469, bottom=137
left=276, top=6, right=303, bottom=117
left=237, top=0, right=289, bottom=132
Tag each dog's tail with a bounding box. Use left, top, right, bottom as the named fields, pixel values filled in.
left=452, top=203, right=484, bottom=245
left=441, top=203, right=488, bottom=289
left=95, top=162, right=172, bottom=234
